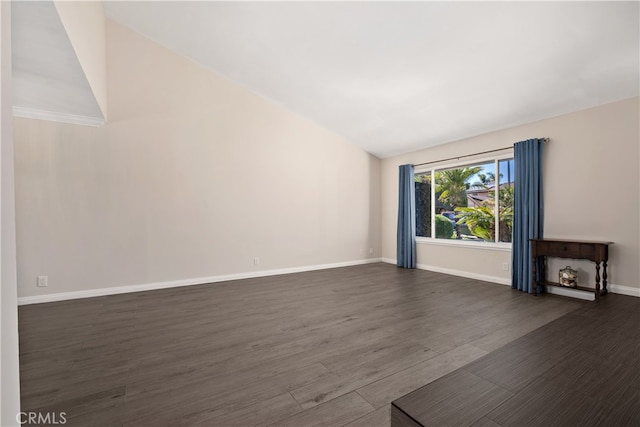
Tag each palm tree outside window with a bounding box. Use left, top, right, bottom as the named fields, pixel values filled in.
left=414, top=157, right=514, bottom=243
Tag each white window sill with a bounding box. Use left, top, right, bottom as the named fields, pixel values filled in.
left=415, top=237, right=512, bottom=252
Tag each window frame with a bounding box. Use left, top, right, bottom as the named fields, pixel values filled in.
left=414, top=151, right=514, bottom=251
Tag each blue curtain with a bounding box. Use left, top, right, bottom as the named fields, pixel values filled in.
left=511, top=138, right=545, bottom=293
left=397, top=164, right=416, bottom=268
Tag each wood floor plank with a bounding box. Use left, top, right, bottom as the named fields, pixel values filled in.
left=390, top=405, right=421, bottom=427
left=291, top=343, right=438, bottom=408
left=392, top=370, right=513, bottom=427
left=484, top=376, right=610, bottom=427
left=469, top=416, right=503, bottom=427
left=467, top=299, right=579, bottom=353
left=463, top=344, right=557, bottom=393
left=191, top=392, right=302, bottom=427
left=343, top=404, right=391, bottom=427
left=124, top=362, right=329, bottom=425
left=269, top=392, right=375, bottom=427
left=356, top=343, right=489, bottom=409
left=31, top=386, right=127, bottom=426
left=392, top=294, right=640, bottom=427
left=18, top=263, right=586, bottom=426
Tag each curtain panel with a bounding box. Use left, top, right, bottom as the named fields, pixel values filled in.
left=397, top=164, right=416, bottom=268
left=511, top=138, right=545, bottom=293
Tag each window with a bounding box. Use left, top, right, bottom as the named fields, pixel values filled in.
left=415, top=172, right=432, bottom=238
left=414, top=156, right=514, bottom=243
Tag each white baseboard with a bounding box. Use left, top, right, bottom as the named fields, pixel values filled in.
left=546, top=283, right=639, bottom=300
left=544, top=286, right=595, bottom=301
left=608, top=284, right=640, bottom=297
left=18, top=258, right=638, bottom=305
left=17, top=258, right=383, bottom=305
left=381, top=258, right=510, bottom=286
left=381, top=258, right=639, bottom=298
left=416, top=263, right=511, bottom=286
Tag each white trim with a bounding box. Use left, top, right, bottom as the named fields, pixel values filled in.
left=381, top=258, right=639, bottom=299
left=416, top=263, right=511, bottom=286
left=381, top=258, right=510, bottom=286
left=544, top=286, right=595, bottom=301
left=414, top=151, right=514, bottom=245
left=18, top=258, right=639, bottom=306
left=606, top=284, right=640, bottom=298
left=17, top=258, right=383, bottom=305
left=13, top=106, right=105, bottom=127
left=430, top=169, right=436, bottom=238
left=493, top=158, right=500, bottom=241
left=413, top=150, right=514, bottom=174
left=416, top=237, right=512, bottom=252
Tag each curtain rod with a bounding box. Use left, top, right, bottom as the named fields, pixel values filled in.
left=412, top=138, right=549, bottom=168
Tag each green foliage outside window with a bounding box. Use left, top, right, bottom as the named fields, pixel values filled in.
left=434, top=214, right=454, bottom=239
left=414, top=158, right=514, bottom=243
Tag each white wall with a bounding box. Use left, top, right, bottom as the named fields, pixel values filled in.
left=382, top=97, right=639, bottom=294
left=1, top=0, right=21, bottom=424
left=11, top=18, right=638, bottom=303
left=14, top=20, right=381, bottom=300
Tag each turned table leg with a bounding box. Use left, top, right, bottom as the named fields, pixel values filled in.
left=595, top=262, right=601, bottom=299
left=602, top=261, right=608, bottom=295
left=532, top=255, right=538, bottom=296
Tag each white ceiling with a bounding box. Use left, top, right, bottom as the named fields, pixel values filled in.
left=104, top=1, right=639, bottom=158
left=12, top=0, right=104, bottom=124
left=16, top=2, right=638, bottom=158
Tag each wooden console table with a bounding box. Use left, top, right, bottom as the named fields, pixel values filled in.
left=530, top=239, right=612, bottom=299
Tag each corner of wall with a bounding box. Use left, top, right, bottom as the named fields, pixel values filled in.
left=54, top=0, right=108, bottom=120
left=1, top=0, right=21, bottom=424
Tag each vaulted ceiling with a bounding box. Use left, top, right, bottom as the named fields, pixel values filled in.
left=12, top=0, right=104, bottom=125
left=13, top=2, right=640, bottom=158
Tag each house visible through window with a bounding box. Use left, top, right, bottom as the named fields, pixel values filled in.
left=415, top=157, right=514, bottom=243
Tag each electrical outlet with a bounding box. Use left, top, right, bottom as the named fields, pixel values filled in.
left=254, top=257, right=260, bottom=266
left=37, top=276, right=48, bottom=287
left=369, top=247, right=374, bottom=254
left=502, top=262, right=510, bottom=272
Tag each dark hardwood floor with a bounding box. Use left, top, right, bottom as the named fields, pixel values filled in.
left=18, top=263, right=587, bottom=426
left=392, top=293, right=640, bottom=427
